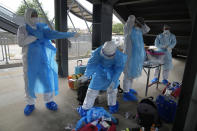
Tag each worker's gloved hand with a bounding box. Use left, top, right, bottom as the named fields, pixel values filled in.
left=74, top=33, right=80, bottom=38
left=136, top=17, right=145, bottom=25
left=161, top=44, right=168, bottom=49
left=167, top=48, right=172, bottom=53
left=78, top=75, right=88, bottom=83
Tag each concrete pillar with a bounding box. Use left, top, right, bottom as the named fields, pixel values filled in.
left=92, top=1, right=113, bottom=50
left=173, top=0, right=197, bottom=130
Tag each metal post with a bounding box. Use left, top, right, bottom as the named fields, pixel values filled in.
left=157, top=65, right=161, bottom=89
left=145, top=68, right=150, bottom=96
left=4, top=45, right=8, bottom=64
left=7, top=45, right=10, bottom=60
left=172, top=0, right=197, bottom=129
left=76, top=4, right=91, bottom=34
left=1, top=45, right=5, bottom=61
left=67, top=0, right=77, bottom=32
left=54, top=0, right=61, bottom=75
left=100, top=3, right=113, bottom=43
left=23, top=0, right=29, bottom=8
left=92, top=2, right=113, bottom=50
left=52, top=18, right=55, bottom=23
left=54, top=0, right=68, bottom=77
left=67, top=0, right=75, bottom=14
left=68, top=14, right=77, bottom=32
left=90, top=24, right=93, bottom=30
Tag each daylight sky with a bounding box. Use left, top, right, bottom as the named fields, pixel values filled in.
left=0, top=0, right=121, bottom=29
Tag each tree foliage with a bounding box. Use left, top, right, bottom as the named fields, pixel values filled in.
left=16, top=0, right=47, bottom=18
left=112, top=23, right=124, bottom=34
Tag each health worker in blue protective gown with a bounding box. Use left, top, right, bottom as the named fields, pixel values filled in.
left=77, top=41, right=127, bottom=116
left=123, top=15, right=150, bottom=101
left=17, top=8, right=78, bottom=116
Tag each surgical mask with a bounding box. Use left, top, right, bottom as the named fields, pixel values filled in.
left=163, top=30, right=170, bottom=34
left=31, top=17, right=38, bottom=25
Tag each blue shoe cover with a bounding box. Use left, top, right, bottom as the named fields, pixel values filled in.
left=109, top=102, right=119, bottom=114
left=24, top=104, right=35, bottom=116
left=77, top=106, right=88, bottom=117
left=123, top=92, right=138, bottom=101
left=46, top=101, right=58, bottom=111
left=129, top=89, right=138, bottom=94
left=151, top=78, right=158, bottom=83
left=162, top=79, right=169, bottom=85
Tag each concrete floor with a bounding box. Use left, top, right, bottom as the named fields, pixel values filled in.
left=0, top=58, right=185, bottom=131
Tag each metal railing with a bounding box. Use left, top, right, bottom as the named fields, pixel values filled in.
left=0, top=34, right=22, bottom=65
left=68, top=34, right=92, bottom=59
left=0, top=5, right=16, bottom=23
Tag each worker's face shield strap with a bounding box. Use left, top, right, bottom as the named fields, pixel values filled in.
left=101, top=48, right=116, bottom=57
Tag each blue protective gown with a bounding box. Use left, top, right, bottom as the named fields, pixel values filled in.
left=155, top=32, right=176, bottom=70
left=26, top=23, right=75, bottom=98
left=84, top=46, right=127, bottom=90
left=75, top=107, right=117, bottom=130
left=125, top=27, right=146, bottom=78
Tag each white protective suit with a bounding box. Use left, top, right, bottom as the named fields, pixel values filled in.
left=154, top=29, right=177, bottom=80
left=17, top=9, right=53, bottom=105
left=123, top=15, right=150, bottom=93
left=82, top=87, right=118, bottom=110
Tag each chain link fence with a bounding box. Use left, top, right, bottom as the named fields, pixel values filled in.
left=68, top=33, right=92, bottom=59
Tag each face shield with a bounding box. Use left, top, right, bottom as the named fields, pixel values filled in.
left=127, top=15, right=135, bottom=23
left=163, top=24, right=171, bottom=33
left=126, top=15, right=136, bottom=28
left=101, top=41, right=117, bottom=58
left=24, top=8, right=38, bottom=27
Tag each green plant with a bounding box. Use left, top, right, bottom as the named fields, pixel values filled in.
left=16, top=0, right=48, bottom=18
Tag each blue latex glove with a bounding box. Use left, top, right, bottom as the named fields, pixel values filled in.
left=78, top=75, right=88, bottom=83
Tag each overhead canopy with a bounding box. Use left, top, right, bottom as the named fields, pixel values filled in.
left=68, top=0, right=93, bottom=22
left=88, top=0, right=191, bottom=56
left=113, top=0, right=191, bottom=36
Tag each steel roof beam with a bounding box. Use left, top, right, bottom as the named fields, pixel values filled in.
left=68, top=0, right=93, bottom=22
left=144, top=34, right=190, bottom=38
left=116, top=0, right=159, bottom=6
left=145, top=19, right=191, bottom=23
